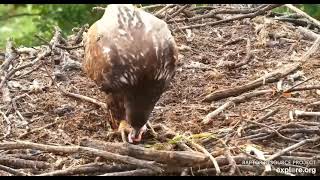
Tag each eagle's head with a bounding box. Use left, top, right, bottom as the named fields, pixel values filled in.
left=123, top=80, right=165, bottom=143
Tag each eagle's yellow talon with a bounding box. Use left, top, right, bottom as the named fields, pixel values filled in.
left=117, top=120, right=131, bottom=143
left=118, top=120, right=131, bottom=132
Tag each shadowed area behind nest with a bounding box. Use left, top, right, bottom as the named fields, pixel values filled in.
left=83, top=4, right=178, bottom=143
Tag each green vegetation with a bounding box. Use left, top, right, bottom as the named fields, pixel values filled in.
left=274, top=4, right=320, bottom=19
left=0, top=4, right=103, bottom=49
left=0, top=4, right=319, bottom=49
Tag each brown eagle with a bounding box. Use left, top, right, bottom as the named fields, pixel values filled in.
left=83, top=4, right=178, bottom=143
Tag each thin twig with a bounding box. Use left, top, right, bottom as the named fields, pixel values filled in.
left=266, top=137, right=320, bottom=161
left=284, top=76, right=315, bottom=93
left=203, top=89, right=273, bottom=124
left=255, top=97, right=281, bottom=111
left=244, top=119, right=299, bottom=142
left=18, top=117, right=61, bottom=139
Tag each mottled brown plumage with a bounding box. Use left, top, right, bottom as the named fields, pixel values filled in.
left=83, top=4, right=178, bottom=143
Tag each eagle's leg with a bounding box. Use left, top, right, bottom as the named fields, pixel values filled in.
left=118, top=120, right=131, bottom=143
left=147, top=121, right=158, bottom=137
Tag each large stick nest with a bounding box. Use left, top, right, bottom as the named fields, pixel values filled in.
left=0, top=4, right=320, bottom=176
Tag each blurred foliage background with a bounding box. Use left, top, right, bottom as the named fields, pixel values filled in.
left=0, top=4, right=319, bottom=49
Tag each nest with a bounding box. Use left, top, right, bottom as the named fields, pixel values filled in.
left=0, top=4, right=320, bottom=176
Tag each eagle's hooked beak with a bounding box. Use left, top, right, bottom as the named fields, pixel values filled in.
left=128, top=124, right=147, bottom=143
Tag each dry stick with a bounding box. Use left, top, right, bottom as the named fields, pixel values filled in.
left=255, top=97, right=281, bottom=111
left=147, top=121, right=158, bottom=137
left=285, top=4, right=320, bottom=29
left=203, top=33, right=320, bottom=103
left=56, top=45, right=83, bottom=50
left=279, top=128, right=320, bottom=135
left=36, top=163, right=137, bottom=176
left=170, top=5, right=267, bottom=24
left=244, top=107, right=280, bottom=131
left=18, top=118, right=61, bottom=139
left=297, top=26, right=319, bottom=41
left=63, top=91, right=108, bottom=109
left=36, top=31, right=106, bottom=109
left=80, top=138, right=208, bottom=167
left=293, top=110, right=320, bottom=118
left=0, top=141, right=163, bottom=172
left=165, top=4, right=190, bottom=21
left=154, top=4, right=175, bottom=17
left=203, top=63, right=299, bottom=103
left=0, top=49, right=49, bottom=89
left=220, top=140, right=237, bottom=175
left=274, top=17, right=318, bottom=30
left=232, top=38, right=253, bottom=69
left=266, top=137, right=320, bottom=161
left=73, top=24, right=88, bottom=45
left=224, top=37, right=246, bottom=46
left=177, top=4, right=283, bottom=31
left=17, top=63, right=42, bottom=78
left=0, top=111, right=11, bottom=139
left=40, top=58, right=108, bottom=110
left=287, top=85, right=320, bottom=93
left=0, top=156, right=51, bottom=170
left=203, top=89, right=273, bottom=124
left=307, top=100, right=320, bottom=108
left=283, top=76, right=315, bottom=93
left=100, top=169, right=156, bottom=176
left=256, top=108, right=280, bottom=123
left=187, top=140, right=221, bottom=175
left=0, top=38, right=17, bottom=74
left=244, top=119, right=299, bottom=142
left=0, top=164, right=28, bottom=176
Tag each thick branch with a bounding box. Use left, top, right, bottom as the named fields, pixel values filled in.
left=80, top=138, right=209, bottom=167
left=0, top=156, right=51, bottom=170
left=0, top=141, right=163, bottom=172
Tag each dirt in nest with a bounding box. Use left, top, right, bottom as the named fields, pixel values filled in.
left=1, top=8, right=320, bottom=176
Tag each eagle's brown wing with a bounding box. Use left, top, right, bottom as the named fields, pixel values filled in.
left=83, top=21, right=126, bottom=125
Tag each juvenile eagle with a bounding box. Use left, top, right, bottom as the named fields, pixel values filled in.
left=83, top=4, right=178, bottom=143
